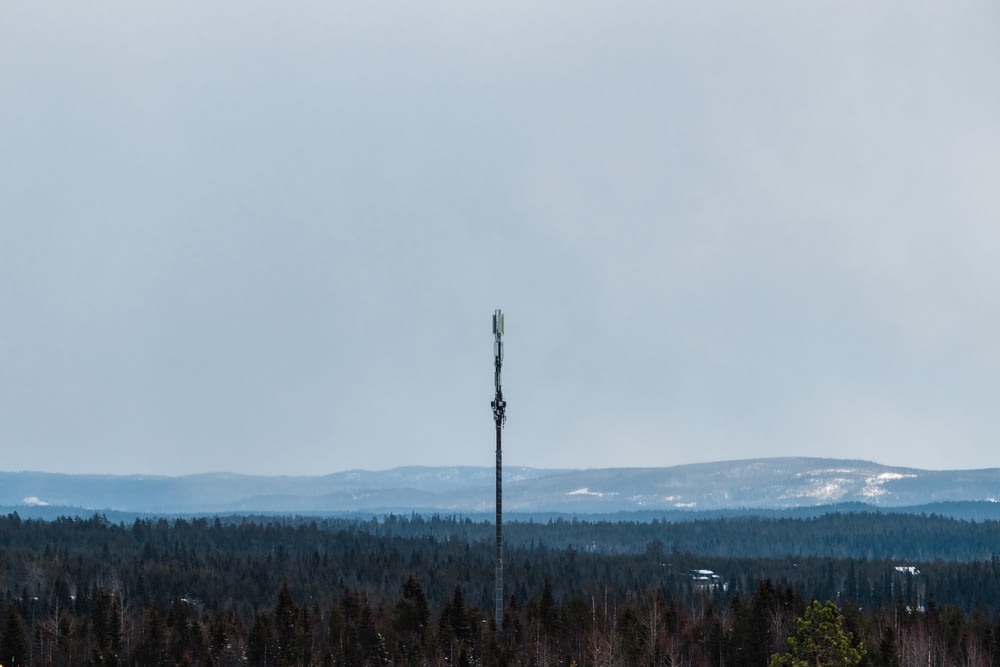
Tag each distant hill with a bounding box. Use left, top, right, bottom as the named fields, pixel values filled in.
left=2, top=458, right=999, bottom=518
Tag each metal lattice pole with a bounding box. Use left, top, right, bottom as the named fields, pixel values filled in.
left=491, top=310, right=506, bottom=631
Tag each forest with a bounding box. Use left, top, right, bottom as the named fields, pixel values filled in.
left=1, top=510, right=1000, bottom=665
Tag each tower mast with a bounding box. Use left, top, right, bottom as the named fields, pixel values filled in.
left=491, top=309, right=506, bottom=631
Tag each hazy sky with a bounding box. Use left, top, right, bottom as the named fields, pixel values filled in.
left=3, top=2, right=1000, bottom=476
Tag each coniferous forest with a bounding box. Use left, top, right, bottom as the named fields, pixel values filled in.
left=2, top=511, right=1000, bottom=665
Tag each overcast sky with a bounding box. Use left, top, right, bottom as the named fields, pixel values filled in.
left=2, top=2, right=999, bottom=476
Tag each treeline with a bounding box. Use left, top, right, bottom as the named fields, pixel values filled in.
left=377, top=511, right=1000, bottom=561
left=6, top=509, right=1000, bottom=561
left=8, top=574, right=999, bottom=666
left=1, top=512, right=1000, bottom=664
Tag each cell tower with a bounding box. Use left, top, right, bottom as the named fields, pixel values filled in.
left=491, top=309, right=507, bottom=631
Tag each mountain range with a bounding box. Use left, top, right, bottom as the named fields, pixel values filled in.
left=2, top=457, right=1000, bottom=519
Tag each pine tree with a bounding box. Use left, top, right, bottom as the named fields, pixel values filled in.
left=770, top=600, right=866, bottom=667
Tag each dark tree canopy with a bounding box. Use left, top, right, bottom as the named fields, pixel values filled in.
left=0, top=511, right=995, bottom=664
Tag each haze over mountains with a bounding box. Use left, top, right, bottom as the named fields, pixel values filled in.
left=2, top=458, right=999, bottom=518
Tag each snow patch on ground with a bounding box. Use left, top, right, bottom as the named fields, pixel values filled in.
left=805, top=481, right=850, bottom=502
left=783, top=479, right=850, bottom=503
left=862, top=472, right=917, bottom=501
left=567, top=488, right=621, bottom=499
left=781, top=468, right=921, bottom=504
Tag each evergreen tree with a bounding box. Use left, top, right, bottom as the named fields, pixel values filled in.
left=133, top=607, right=167, bottom=666
left=440, top=585, right=474, bottom=666
left=296, top=602, right=314, bottom=666
left=617, top=602, right=643, bottom=665
left=0, top=601, right=28, bottom=667
left=208, top=611, right=233, bottom=666
left=538, top=579, right=560, bottom=639
left=247, top=611, right=275, bottom=666
left=166, top=597, right=195, bottom=665
left=274, top=581, right=299, bottom=665
left=877, top=628, right=901, bottom=667
left=90, top=588, right=121, bottom=666
left=770, top=600, right=865, bottom=667
left=502, top=594, right=522, bottom=644
left=393, top=575, right=433, bottom=664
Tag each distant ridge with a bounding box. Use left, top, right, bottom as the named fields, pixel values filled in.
left=1, top=458, right=999, bottom=517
